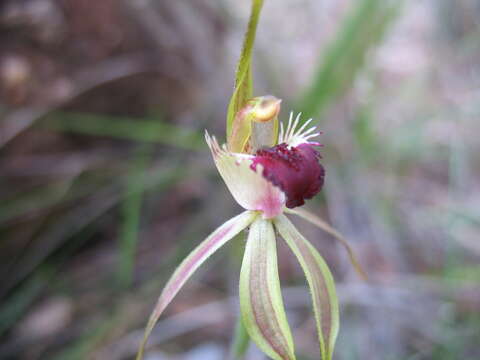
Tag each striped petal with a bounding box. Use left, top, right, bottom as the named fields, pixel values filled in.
left=136, top=211, right=257, bottom=360
left=274, top=215, right=339, bottom=360
left=285, top=207, right=367, bottom=280
left=206, top=132, right=286, bottom=219
left=240, top=217, right=296, bottom=360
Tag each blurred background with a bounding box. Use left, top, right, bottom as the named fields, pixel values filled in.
left=1, top=0, right=479, bottom=359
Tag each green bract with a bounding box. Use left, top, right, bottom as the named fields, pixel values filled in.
left=226, top=0, right=264, bottom=139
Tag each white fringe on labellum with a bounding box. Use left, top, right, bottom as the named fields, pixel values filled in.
left=278, top=112, right=321, bottom=148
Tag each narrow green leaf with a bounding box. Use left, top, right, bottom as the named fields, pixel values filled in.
left=43, top=112, right=203, bottom=150
left=274, top=215, right=339, bottom=360
left=118, top=145, right=152, bottom=289
left=0, top=271, right=47, bottom=336
left=226, top=0, right=265, bottom=138
left=136, top=211, right=257, bottom=360
left=298, top=0, right=400, bottom=120
left=285, top=207, right=368, bottom=280
left=229, top=316, right=250, bottom=360
left=239, top=218, right=295, bottom=360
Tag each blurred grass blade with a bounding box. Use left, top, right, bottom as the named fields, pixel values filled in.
left=0, top=180, right=74, bottom=225
left=229, top=314, right=250, bottom=360
left=136, top=211, right=257, bottom=360
left=1, top=164, right=187, bottom=297
left=239, top=218, right=295, bottom=360
left=43, top=112, right=203, bottom=150
left=226, top=0, right=264, bottom=138
left=0, top=271, right=48, bottom=336
left=298, top=0, right=400, bottom=120
left=285, top=208, right=368, bottom=280
left=117, top=145, right=152, bottom=289
left=51, top=318, right=114, bottom=360
left=274, top=215, right=339, bottom=360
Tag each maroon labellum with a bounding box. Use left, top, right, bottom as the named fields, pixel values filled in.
left=251, top=143, right=325, bottom=208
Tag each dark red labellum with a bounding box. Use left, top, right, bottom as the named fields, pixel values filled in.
left=251, top=143, right=325, bottom=208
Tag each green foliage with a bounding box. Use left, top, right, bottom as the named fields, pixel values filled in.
left=43, top=112, right=203, bottom=150
left=0, top=272, right=48, bottom=336
left=117, top=145, right=152, bottom=289
left=229, top=318, right=250, bottom=360
left=298, top=0, right=401, bottom=120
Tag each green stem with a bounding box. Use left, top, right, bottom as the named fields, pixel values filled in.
left=229, top=316, right=250, bottom=360
left=117, top=144, right=151, bottom=289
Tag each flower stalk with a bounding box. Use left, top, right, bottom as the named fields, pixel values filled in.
left=226, top=0, right=265, bottom=138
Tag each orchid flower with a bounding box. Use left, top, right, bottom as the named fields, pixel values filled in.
left=136, top=1, right=366, bottom=359
left=136, top=96, right=366, bottom=360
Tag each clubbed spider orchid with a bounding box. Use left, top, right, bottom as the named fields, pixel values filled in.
left=136, top=96, right=366, bottom=360
left=137, top=1, right=365, bottom=359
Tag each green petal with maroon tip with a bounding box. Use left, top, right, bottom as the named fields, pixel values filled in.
left=274, top=214, right=339, bottom=360
left=136, top=210, right=258, bottom=360
left=240, top=218, right=296, bottom=360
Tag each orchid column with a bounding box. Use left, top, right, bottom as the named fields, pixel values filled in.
left=136, top=1, right=365, bottom=359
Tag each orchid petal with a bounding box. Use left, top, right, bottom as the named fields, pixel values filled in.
left=240, top=218, right=296, bottom=360
left=274, top=215, right=339, bottom=360
left=206, top=132, right=286, bottom=219
left=285, top=207, right=367, bottom=280
left=136, top=211, right=257, bottom=360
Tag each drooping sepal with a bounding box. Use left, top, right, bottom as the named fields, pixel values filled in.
left=136, top=211, right=257, bottom=360
left=285, top=207, right=367, bottom=280
left=240, top=218, right=296, bottom=360
left=274, top=215, right=339, bottom=360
